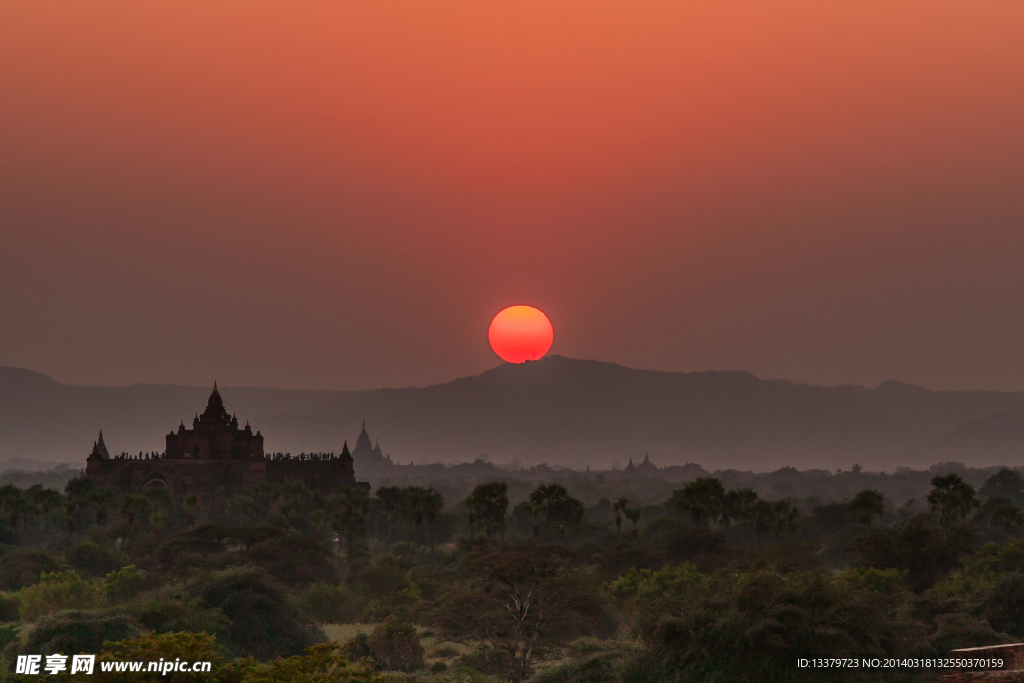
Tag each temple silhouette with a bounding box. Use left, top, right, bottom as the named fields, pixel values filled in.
left=86, top=384, right=370, bottom=508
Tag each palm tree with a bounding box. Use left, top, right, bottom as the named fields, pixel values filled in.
left=278, top=498, right=295, bottom=529
left=184, top=493, right=198, bottom=528
left=376, top=485, right=403, bottom=544
left=149, top=511, right=167, bottom=536
left=529, top=484, right=583, bottom=539
left=752, top=500, right=775, bottom=547
left=91, top=488, right=112, bottom=526
left=624, top=507, right=641, bottom=538
left=464, top=492, right=479, bottom=541
left=332, top=487, right=370, bottom=558
left=422, top=488, right=444, bottom=555
left=401, top=486, right=430, bottom=546
left=63, top=499, right=78, bottom=536
left=927, top=473, right=979, bottom=538
left=849, top=489, right=885, bottom=525
left=673, top=478, right=726, bottom=527
left=466, top=482, right=508, bottom=545
left=376, top=486, right=403, bottom=544
left=723, top=488, right=759, bottom=528
left=612, top=497, right=629, bottom=536
left=1, top=492, right=25, bottom=544
left=120, top=494, right=150, bottom=542
left=33, top=488, right=62, bottom=533
left=311, top=508, right=325, bottom=543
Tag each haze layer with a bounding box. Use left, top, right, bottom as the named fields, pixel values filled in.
left=2, top=2, right=1023, bottom=390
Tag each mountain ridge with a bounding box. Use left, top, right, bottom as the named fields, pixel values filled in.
left=2, top=356, right=1024, bottom=471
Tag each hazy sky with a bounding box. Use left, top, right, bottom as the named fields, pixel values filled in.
left=2, top=1, right=1024, bottom=391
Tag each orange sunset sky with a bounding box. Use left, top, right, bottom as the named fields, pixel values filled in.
left=1, top=1, right=1023, bottom=391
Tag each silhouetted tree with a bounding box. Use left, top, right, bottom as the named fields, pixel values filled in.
left=751, top=499, right=799, bottom=547
left=91, top=488, right=112, bottom=526
left=434, top=544, right=607, bottom=682
left=612, top=496, right=629, bottom=536
left=849, top=489, right=885, bottom=525
left=991, top=502, right=1024, bottom=531
left=673, top=478, right=725, bottom=527
left=184, top=493, right=198, bottom=528
left=376, top=486, right=403, bottom=543
left=33, top=488, right=61, bottom=533
left=331, top=486, right=370, bottom=563
left=465, top=482, right=509, bottom=545
left=0, top=487, right=25, bottom=544
left=980, top=469, right=1024, bottom=506
left=119, top=494, right=150, bottom=542
left=625, top=506, right=641, bottom=538
left=529, top=484, right=584, bottom=543
left=928, top=473, right=978, bottom=538
left=722, top=487, right=759, bottom=528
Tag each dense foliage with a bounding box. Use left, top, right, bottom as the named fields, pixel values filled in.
left=0, top=467, right=1020, bottom=681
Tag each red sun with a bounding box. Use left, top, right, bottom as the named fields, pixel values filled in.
left=488, top=306, right=554, bottom=363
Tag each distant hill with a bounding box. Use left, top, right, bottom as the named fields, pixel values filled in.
left=2, top=357, right=1024, bottom=471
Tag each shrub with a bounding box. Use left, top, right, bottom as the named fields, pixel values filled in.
left=299, top=583, right=360, bottom=623
left=66, top=542, right=128, bottom=577
left=94, top=631, right=227, bottom=683
left=227, top=643, right=377, bottom=683
left=622, top=568, right=927, bottom=683
left=593, top=541, right=666, bottom=580
left=154, top=523, right=283, bottom=568
left=367, top=616, right=424, bottom=672
left=0, top=593, right=19, bottom=622
left=245, top=533, right=339, bottom=587
left=537, top=651, right=629, bottom=683
left=343, top=632, right=372, bottom=663
left=0, top=623, right=18, bottom=651
left=17, top=570, right=99, bottom=621
left=0, top=550, right=59, bottom=590
left=102, top=565, right=162, bottom=604
left=123, top=587, right=230, bottom=635
left=458, top=647, right=512, bottom=677
left=19, top=610, right=143, bottom=657
left=191, top=568, right=324, bottom=660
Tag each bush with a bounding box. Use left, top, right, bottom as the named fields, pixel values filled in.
left=0, top=623, right=18, bottom=651
left=94, top=631, right=226, bottom=683
left=537, top=652, right=629, bottom=683
left=593, top=541, right=666, bottom=580
left=229, top=643, right=377, bottom=683
left=622, top=566, right=926, bottom=683
left=67, top=542, right=128, bottom=577
left=852, top=514, right=969, bottom=592
left=458, top=647, right=512, bottom=677
left=19, top=610, right=143, bottom=657
left=299, top=583, right=360, bottom=623
left=0, top=593, right=19, bottom=622
left=154, top=523, right=284, bottom=568
left=191, top=568, right=324, bottom=660
left=0, top=550, right=59, bottom=590
left=17, top=570, right=99, bottom=621
left=102, top=565, right=162, bottom=604
left=343, top=632, right=372, bottom=662
left=245, top=533, right=339, bottom=587
left=367, top=615, right=424, bottom=672
left=123, top=587, right=230, bottom=635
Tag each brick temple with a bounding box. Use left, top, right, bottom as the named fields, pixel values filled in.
left=85, top=383, right=369, bottom=507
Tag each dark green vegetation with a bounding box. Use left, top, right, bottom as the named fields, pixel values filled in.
left=1, top=468, right=1024, bottom=682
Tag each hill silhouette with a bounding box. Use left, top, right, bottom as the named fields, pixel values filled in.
left=3, top=356, right=1024, bottom=471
